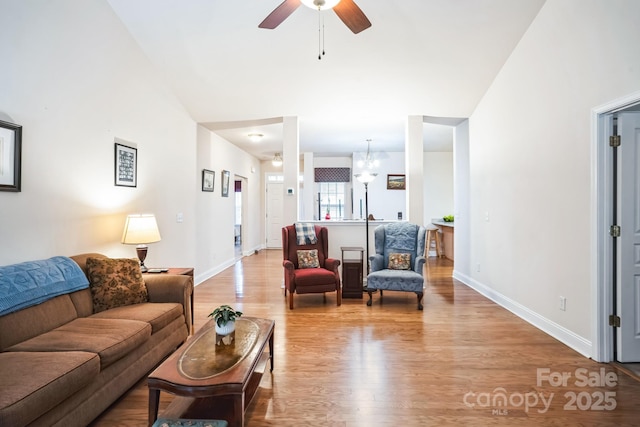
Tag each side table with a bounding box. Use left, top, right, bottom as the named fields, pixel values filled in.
left=145, top=268, right=194, bottom=334
left=340, top=246, right=364, bottom=299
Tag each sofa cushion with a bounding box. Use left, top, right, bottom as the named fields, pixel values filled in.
left=91, top=302, right=184, bottom=334
left=6, top=317, right=151, bottom=368
left=86, top=257, right=148, bottom=313
left=294, top=267, right=336, bottom=287
left=0, top=293, right=78, bottom=352
left=0, top=351, right=99, bottom=427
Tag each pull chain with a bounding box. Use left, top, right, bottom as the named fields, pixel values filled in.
left=318, top=9, right=321, bottom=60
left=317, top=9, right=326, bottom=60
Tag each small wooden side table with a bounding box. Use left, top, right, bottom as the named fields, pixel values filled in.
left=145, top=268, right=194, bottom=334
left=340, top=246, right=364, bottom=299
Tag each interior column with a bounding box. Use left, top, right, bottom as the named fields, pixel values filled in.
left=406, top=115, right=424, bottom=226
left=282, top=116, right=299, bottom=225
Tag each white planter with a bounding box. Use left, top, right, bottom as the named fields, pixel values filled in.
left=215, top=321, right=236, bottom=336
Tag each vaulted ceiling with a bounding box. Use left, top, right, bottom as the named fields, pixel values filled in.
left=107, top=0, right=545, bottom=159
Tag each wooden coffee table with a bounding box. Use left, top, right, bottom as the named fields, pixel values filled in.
left=148, top=317, right=274, bottom=427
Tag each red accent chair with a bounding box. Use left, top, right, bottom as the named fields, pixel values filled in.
left=282, top=225, right=342, bottom=310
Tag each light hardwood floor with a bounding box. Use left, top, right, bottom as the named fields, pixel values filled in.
left=91, top=250, right=640, bottom=426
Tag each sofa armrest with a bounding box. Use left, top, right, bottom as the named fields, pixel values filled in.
left=144, top=274, right=193, bottom=333
left=414, top=256, right=426, bottom=274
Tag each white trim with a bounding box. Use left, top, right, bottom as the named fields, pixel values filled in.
left=590, top=90, right=640, bottom=362
left=453, top=270, right=592, bottom=358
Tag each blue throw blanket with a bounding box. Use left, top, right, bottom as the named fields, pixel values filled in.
left=0, top=256, right=89, bottom=316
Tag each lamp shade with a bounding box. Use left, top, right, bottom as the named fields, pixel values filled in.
left=121, top=214, right=161, bottom=245
left=355, top=171, right=377, bottom=184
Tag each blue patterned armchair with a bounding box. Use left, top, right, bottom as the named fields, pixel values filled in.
left=366, top=222, right=427, bottom=310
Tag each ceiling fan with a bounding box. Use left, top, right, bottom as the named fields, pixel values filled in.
left=259, top=0, right=372, bottom=34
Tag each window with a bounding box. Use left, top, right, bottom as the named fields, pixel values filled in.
left=319, top=182, right=345, bottom=220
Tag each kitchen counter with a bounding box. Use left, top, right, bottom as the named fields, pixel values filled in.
left=431, top=220, right=454, bottom=227
left=430, top=221, right=454, bottom=261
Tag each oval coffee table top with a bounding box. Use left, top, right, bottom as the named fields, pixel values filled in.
left=179, top=318, right=260, bottom=380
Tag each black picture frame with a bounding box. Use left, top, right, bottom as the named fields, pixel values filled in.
left=0, top=120, right=22, bottom=192
left=221, top=170, right=230, bottom=197
left=387, top=174, right=406, bottom=190
left=202, top=169, right=215, bottom=192
left=114, top=142, right=137, bottom=187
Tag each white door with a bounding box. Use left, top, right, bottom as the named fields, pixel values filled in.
left=266, top=181, right=284, bottom=248
left=617, top=111, right=640, bottom=362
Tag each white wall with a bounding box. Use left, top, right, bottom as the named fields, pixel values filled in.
left=460, top=0, right=640, bottom=355
left=196, top=127, right=262, bottom=282
left=423, top=152, right=454, bottom=224
left=352, top=151, right=406, bottom=221
left=0, top=0, right=197, bottom=268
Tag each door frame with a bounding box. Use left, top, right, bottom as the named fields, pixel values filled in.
left=591, top=90, right=640, bottom=362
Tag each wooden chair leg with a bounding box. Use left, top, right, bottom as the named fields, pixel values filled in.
left=417, top=292, right=424, bottom=310
left=336, top=289, right=342, bottom=306
left=366, top=290, right=373, bottom=306
left=289, top=291, right=294, bottom=310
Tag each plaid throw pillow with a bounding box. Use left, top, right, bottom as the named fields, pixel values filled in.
left=388, top=253, right=411, bottom=270
left=297, top=249, right=320, bottom=268
left=294, top=223, right=318, bottom=245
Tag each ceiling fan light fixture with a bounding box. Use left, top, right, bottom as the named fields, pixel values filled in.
left=272, top=153, right=283, bottom=167
left=300, top=0, right=341, bottom=11
left=248, top=133, right=263, bottom=143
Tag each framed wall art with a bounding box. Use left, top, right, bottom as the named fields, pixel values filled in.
left=114, top=142, right=137, bottom=187
left=202, top=169, right=215, bottom=192
left=0, top=120, right=22, bottom=192
left=387, top=174, right=406, bottom=190
left=221, top=170, right=230, bottom=197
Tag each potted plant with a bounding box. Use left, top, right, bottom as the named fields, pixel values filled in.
left=209, top=304, right=243, bottom=335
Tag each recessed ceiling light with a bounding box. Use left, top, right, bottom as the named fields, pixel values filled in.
left=248, top=133, right=263, bottom=143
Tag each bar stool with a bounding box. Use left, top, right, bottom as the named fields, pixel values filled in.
left=425, top=224, right=443, bottom=258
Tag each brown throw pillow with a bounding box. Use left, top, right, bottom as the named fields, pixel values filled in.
left=86, top=257, right=148, bottom=313
left=388, top=253, right=411, bottom=270
left=297, top=249, right=320, bottom=268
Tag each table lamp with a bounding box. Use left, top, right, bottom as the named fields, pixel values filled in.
left=121, top=214, right=161, bottom=272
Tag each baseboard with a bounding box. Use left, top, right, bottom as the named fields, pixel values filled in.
left=194, top=258, right=237, bottom=286
left=195, top=244, right=266, bottom=286
left=452, top=270, right=593, bottom=359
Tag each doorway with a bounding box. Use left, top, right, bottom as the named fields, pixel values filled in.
left=234, top=177, right=247, bottom=260
left=593, top=91, right=640, bottom=365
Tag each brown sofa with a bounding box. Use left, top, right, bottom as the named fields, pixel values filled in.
left=0, top=253, right=193, bottom=427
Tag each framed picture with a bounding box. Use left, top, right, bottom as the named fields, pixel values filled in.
left=202, top=169, right=215, bottom=192
left=221, top=170, right=230, bottom=197
left=387, top=174, right=406, bottom=190
left=114, top=142, right=137, bottom=187
left=0, top=120, right=22, bottom=192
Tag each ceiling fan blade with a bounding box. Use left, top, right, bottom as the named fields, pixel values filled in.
left=333, top=0, right=371, bottom=34
left=259, top=0, right=302, bottom=29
